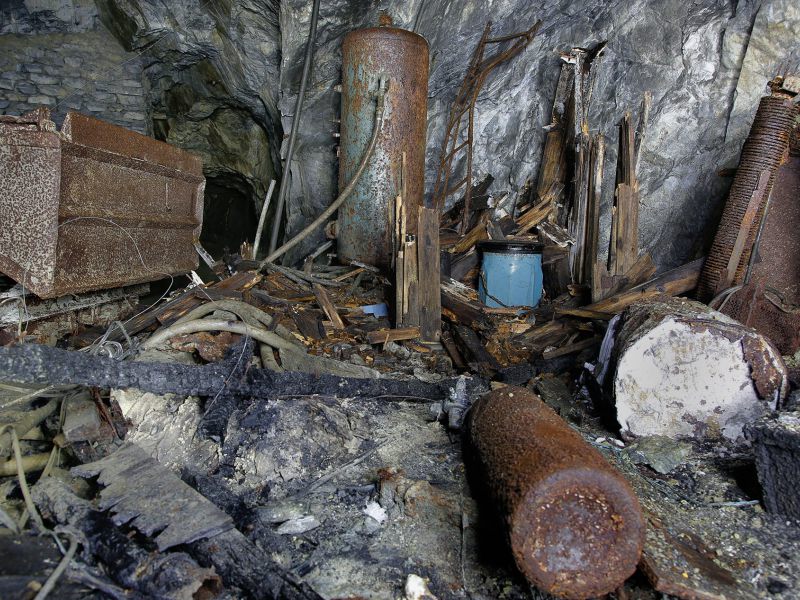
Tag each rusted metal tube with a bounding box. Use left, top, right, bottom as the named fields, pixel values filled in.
left=697, top=93, right=797, bottom=301
left=467, top=387, right=645, bottom=599
left=337, top=24, right=429, bottom=270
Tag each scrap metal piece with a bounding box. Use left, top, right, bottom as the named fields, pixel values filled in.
left=467, top=386, right=645, bottom=599
left=697, top=93, right=797, bottom=301
left=721, top=152, right=800, bottom=354
left=0, top=109, right=204, bottom=298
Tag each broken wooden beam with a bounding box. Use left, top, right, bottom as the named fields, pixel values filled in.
left=312, top=284, right=345, bottom=330
left=417, top=206, right=442, bottom=342
left=0, top=343, right=485, bottom=403
left=556, top=258, right=703, bottom=319
left=365, top=327, right=421, bottom=345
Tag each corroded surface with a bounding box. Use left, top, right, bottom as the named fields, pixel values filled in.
left=467, top=386, right=645, bottom=599
left=0, top=109, right=205, bottom=298
left=337, top=26, right=429, bottom=270
left=697, top=95, right=797, bottom=301
left=722, top=154, right=800, bottom=355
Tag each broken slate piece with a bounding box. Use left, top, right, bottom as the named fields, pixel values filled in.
left=276, top=515, right=321, bottom=535
left=599, top=297, right=788, bottom=442
left=255, top=499, right=310, bottom=524
left=627, top=435, right=692, bottom=474
left=72, top=443, right=234, bottom=550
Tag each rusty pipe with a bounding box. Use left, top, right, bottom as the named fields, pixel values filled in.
left=467, top=387, right=645, bottom=599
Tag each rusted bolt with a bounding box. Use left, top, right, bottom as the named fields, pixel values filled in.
left=467, top=387, right=645, bottom=599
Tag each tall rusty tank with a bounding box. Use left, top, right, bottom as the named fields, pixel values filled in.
left=337, top=22, right=429, bottom=271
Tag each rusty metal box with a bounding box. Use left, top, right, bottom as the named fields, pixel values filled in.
left=0, top=108, right=204, bottom=298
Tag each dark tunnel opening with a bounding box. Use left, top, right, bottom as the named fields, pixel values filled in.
left=200, top=173, right=260, bottom=258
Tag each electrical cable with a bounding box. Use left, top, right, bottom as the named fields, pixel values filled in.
left=259, top=79, right=387, bottom=267
left=268, top=0, right=322, bottom=256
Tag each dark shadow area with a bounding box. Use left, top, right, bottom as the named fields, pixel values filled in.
left=200, top=174, right=259, bottom=258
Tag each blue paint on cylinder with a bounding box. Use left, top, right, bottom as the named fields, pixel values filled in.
left=477, top=241, right=544, bottom=308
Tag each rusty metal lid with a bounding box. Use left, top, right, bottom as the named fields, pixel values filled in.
left=477, top=240, right=544, bottom=255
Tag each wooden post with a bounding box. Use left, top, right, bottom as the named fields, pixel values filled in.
left=417, top=206, right=442, bottom=342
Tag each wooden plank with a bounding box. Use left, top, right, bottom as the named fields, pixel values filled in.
left=403, top=239, right=420, bottom=327
left=585, top=134, right=605, bottom=300
left=365, top=327, right=421, bottom=345
left=515, top=195, right=553, bottom=234
left=536, top=63, right=573, bottom=202
left=73, top=443, right=234, bottom=551
left=417, top=206, right=442, bottom=342
left=440, top=329, right=467, bottom=369
left=558, top=258, right=703, bottom=318
left=291, top=309, right=326, bottom=340
left=312, top=284, right=345, bottom=330
left=440, top=278, right=490, bottom=329
left=570, top=133, right=591, bottom=284
left=605, top=251, right=656, bottom=297
left=542, top=335, right=601, bottom=360
left=716, top=169, right=769, bottom=294
left=216, top=270, right=263, bottom=291
left=452, top=324, right=500, bottom=378
left=452, top=212, right=489, bottom=254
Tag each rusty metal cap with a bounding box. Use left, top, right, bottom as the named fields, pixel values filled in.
left=510, top=467, right=645, bottom=599
left=343, top=25, right=429, bottom=51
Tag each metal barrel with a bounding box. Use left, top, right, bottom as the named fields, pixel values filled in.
left=337, top=25, right=429, bottom=270
left=467, top=387, right=645, bottom=599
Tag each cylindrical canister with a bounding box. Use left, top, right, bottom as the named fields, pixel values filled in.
left=467, top=387, right=645, bottom=599
left=477, top=240, right=544, bottom=308
left=337, top=25, right=429, bottom=271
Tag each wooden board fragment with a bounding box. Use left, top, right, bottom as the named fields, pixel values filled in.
left=72, top=443, right=234, bottom=551
left=313, top=284, right=345, bottom=330
left=557, top=258, right=703, bottom=318
left=365, top=327, right=421, bottom=345
left=417, top=206, right=442, bottom=342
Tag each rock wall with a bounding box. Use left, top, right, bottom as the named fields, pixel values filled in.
left=95, top=0, right=280, bottom=253
left=0, top=1, right=148, bottom=133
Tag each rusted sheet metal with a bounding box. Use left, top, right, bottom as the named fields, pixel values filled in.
left=337, top=24, right=429, bottom=270
left=697, top=93, right=797, bottom=301
left=0, top=109, right=204, bottom=298
left=467, top=386, right=645, bottom=599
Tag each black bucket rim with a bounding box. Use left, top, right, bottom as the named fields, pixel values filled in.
left=477, top=240, right=544, bottom=255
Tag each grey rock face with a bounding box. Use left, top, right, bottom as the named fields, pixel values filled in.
left=0, top=28, right=148, bottom=133
left=96, top=0, right=281, bottom=209
left=0, top=0, right=100, bottom=34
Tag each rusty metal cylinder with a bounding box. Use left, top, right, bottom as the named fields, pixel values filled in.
left=697, top=94, right=797, bottom=301
left=467, top=387, right=645, bottom=599
left=337, top=25, right=429, bottom=270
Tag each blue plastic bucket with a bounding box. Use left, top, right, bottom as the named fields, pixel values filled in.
left=477, top=240, right=544, bottom=308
